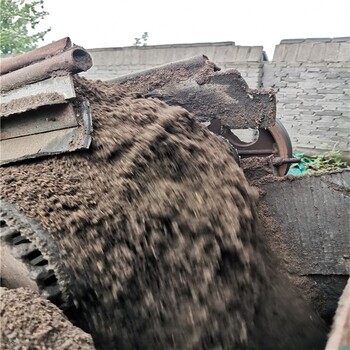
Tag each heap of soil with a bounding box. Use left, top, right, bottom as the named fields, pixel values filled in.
left=1, top=76, right=326, bottom=349
left=0, top=287, right=95, bottom=349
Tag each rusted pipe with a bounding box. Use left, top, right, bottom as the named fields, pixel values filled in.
left=0, top=37, right=72, bottom=75
left=272, top=157, right=301, bottom=166
left=0, top=47, right=92, bottom=93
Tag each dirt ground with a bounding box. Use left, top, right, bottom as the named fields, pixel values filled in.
left=1, top=76, right=327, bottom=349
left=0, top=287, right=94, bottom=349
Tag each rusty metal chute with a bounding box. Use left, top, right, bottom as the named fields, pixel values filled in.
left=0, top=38, right=93, bottom=166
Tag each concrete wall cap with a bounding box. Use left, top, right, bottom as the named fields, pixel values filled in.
left=87, top=41, right=237, bottom=52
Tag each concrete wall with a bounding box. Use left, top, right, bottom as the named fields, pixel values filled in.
left=83, top=38, right=350, bottom=156
left=83, top=41, right=267, bottom=88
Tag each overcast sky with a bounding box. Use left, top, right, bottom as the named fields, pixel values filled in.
left=39, top=0, right=350, bottom=60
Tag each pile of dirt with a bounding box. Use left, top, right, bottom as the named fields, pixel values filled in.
left=240, top=156, right=278, bottom=183
left=1, top=76, right=326, bottom=349
left=0, top=287, right=95, bottom=349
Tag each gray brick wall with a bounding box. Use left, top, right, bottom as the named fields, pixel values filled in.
left=264, top=38, right=350, bottom=156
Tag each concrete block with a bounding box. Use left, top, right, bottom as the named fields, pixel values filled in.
left=279, top=109, right=299, bottom=117
left=278, top=87, right=304, bottom=94
left=340, top=110, right=350, bottom=118
left=247, top=46, right=264, bottom=62
left=284, top=77, right=302, bottom=84
left=224, top=45, right=241, bottom=62
left=325, top=73, right=341, bottom=79
left=296, top=43, right=314, bottom=62
left=301, top=94, right=325, bottom=100
left=318, top=79, right=347, bottom=86
left=299, top=72, right=323, bottom=79
left=300, top=111, right=318, bottom=117
left=223, top=62, right=239, bottom=69
left=325, top=43, right=341, bottom=62
left=336, top=72, right=350, bottom=78
left=280, top=39, right=305, bottom=44
left=318, top=82, right=343, bottom=89
left=322, top=94, right=347, bottom=101
left=306, top=38, right=333, bottom=43
left=299, top=103, right=323, bottom=110
left=327, top=62, right=350, bottom=68
left=315, top=110, right=343, bottom=117
left=272, top=44, right=286, bottom=62
left=236, top=46, right=250, bottom=61
left=307, top=67, right=322, bottom=72
left=309, top=43, right=327, bottom=62
left=262, top=64, right=275, bottom=87
left=318, top=102, right=344, bottom=110
left=273, top=82, right=287, bottom=89
left=332, top=37, right=350, bottom=42
left=294, top=142, right=315, bottom=149
left=329, top=126, right=350, bottom=133
left=337, top=42, right=350, bottom=62
left=284, top=44, right=300, bottom=62
left=315, top=126, right=331, bottom=131
left=297, top=81, right=321, bottom=90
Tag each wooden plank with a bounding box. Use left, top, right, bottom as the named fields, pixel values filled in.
left=0, top=100, right=92, bottom=165
left=0, top=76, right=76, bottom=117
left=0, top=104, right=77, bottom=140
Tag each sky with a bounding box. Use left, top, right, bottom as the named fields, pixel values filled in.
left=39, top=0, right=350, bottom=60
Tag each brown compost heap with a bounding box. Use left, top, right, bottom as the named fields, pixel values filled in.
left=1, top=76, right=326, bottom=349
left=0, top=287, right=95, bottom=349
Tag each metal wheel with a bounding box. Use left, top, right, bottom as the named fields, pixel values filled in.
left=218, top=120, right=293, bottom=176
left=0, top=200, right=72, bottom=310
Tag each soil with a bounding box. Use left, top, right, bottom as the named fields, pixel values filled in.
left=240, top=156, right=276, bottom=183
left=0, top=287, right=95, bottom=349
left=1, top=76, right=327, bottom=349
left=114, top=55, right=217, bottom=94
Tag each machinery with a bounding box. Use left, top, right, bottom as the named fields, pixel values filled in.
left=0, top=38, right=348, bottom=349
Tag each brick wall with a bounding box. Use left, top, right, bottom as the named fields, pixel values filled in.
left=263, top=38, right=350, bottom=156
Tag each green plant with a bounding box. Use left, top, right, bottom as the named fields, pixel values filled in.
left=307, top=150, right=349, bottom=173
left=133, top=32, right=148, bottom=46
left=288, top=150, right=349, bottom=176
left=0, top=0, right=50, bottom=54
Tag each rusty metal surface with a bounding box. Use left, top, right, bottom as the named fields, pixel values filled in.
left=220, top=119, right=293, bottom=176
left=0, top=76, right=76, bottom=117
left=0, top=47, right=92, bottom=93
left=112, top=56, right=275, bottom=129
left=0, top=100, right=92, bottom=165
left=0, top=37, right=72, bottom=75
